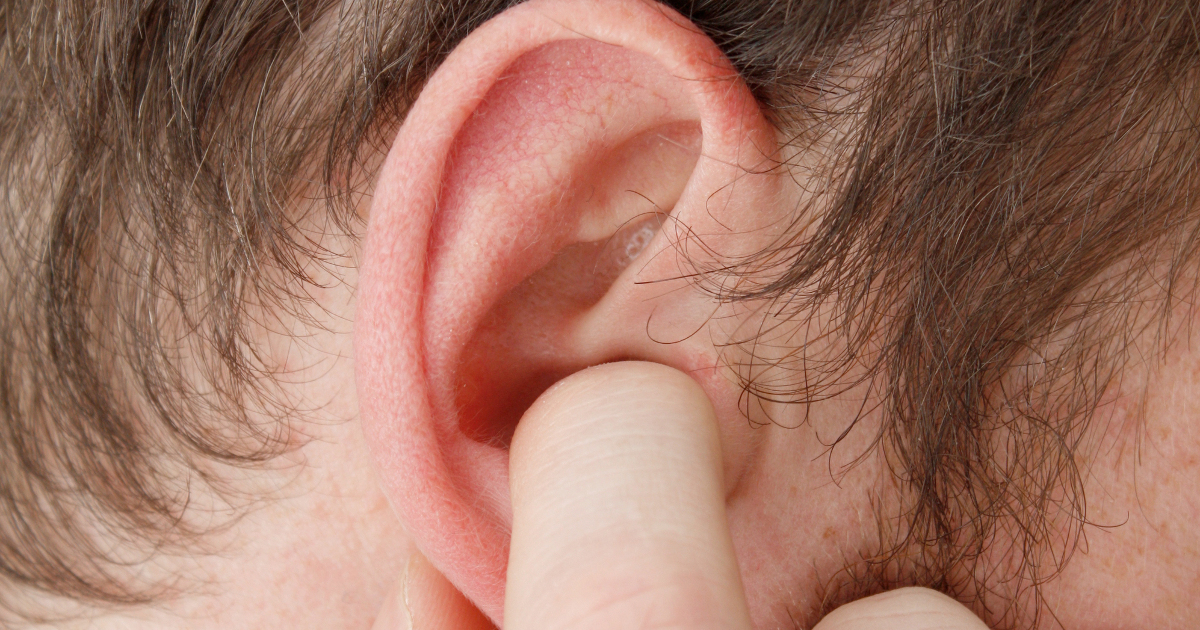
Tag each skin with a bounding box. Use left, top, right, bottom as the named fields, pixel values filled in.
left=26, top=1, right=1199, bottom=628
left=374, top=362, right=990, bottom=630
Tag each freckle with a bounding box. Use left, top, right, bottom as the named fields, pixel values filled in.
left=823, top=526, right=836, bottom=540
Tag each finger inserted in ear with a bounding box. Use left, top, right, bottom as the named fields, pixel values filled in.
left=813, top=587, right=991, bottom=630
left=505, top=361, right=752, bottom=630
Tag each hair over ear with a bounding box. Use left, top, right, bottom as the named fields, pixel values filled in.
left=355, top=0, right=783, bottom=621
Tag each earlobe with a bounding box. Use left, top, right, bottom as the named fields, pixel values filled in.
left=356, top=0, right=784, bottom=622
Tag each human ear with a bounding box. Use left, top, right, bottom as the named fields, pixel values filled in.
left=355, top=0, right=788, bottom=622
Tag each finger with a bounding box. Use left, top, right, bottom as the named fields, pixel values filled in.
left=813, top=587, right=991, bottom=630
left=505, top=361, right=752, bottom=630
left=372, top=550, right=495, bottom=630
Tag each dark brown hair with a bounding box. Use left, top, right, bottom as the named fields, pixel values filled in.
left=1, top=0, right=1198, bottom=626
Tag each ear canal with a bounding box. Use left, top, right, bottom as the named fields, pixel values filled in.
left=455, top=211, right=671, bottom=448
left=454, top=122, right=701, bottom=449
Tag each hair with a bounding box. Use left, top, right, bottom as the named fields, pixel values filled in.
left=1, top=0, right=1198, bottom=626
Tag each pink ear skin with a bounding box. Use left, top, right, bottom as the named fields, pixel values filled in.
left=356, top=0, right=785, bottom=622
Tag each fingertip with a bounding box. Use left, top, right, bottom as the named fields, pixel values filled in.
left=813, top=587, right=990, bottom=630
left=506, top=361, right=749, bottom=630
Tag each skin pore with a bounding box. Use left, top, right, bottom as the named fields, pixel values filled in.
left=5, top=0, right=1200, bottom=628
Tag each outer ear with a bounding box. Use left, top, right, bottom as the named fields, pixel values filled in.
left=356, top=0, right=786, bottom=622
